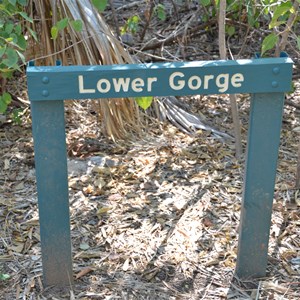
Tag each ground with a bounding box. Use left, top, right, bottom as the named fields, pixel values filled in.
left=1, top=1, right=300, bottom=299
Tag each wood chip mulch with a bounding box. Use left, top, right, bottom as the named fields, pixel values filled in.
left=1, top=78, right=300, bottom=299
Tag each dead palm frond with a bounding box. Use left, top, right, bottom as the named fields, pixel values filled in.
left=26, top=0, right=141, bottom=140
left=26, top=0, right=231, bottom=141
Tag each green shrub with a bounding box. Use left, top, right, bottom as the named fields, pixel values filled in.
left=0, top=0, right=36, bottom=113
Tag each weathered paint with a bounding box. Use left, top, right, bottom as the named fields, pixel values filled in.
left=31, top=100, right=73, bottom=286
left=26, top=56, right=293, bottom=286
left=27, top=57, right=293, bottom=101
left=235, top=92, right=285, bottom=278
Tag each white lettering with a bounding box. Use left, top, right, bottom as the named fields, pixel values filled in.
left=97, top=79, right=111, bottom=93
left=78, top=75, right=96, bottom=93
left=203, top=75, right=214, bottom=89
left=79, top=71, right=244, bottom=96
left=188, top=75, right=202, bottom=90
left=147, top=77, right=157, bottom=92
left=216, top=73, right=229, bottom=93
left=231, top=73, right=244, bottom=88
left=132, top=78, right=144, bottom=92
left=112, top=78, right=130, bottom=92
left=169, top=72, right=185, bottom=90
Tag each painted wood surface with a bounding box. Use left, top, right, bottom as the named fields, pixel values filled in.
left=236, top=92, right=285, bottom=278
left=31, top=100, right=73, bottom=285
left=26, top=57, right=293, bottom=286
left=27, top=57, right=293, bottom=101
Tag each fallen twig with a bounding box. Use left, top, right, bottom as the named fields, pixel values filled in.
left=140, top=19, right=217, bottom=51
left=285, top=98, right=300, bottom=110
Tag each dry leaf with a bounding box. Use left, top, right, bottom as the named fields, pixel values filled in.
left=97, top=206, right=111, bottom=215
left=94, top=178, right=106, bottom=189
left=83, top=184, right=94, bottom=194
left=9, top=242, right=24, bottom=253
left=202, top=217, right=214, bottom=227
left=79, top=243, right=90, bottom=250
left=122, top=258, right=130, bottom=271
left=4, top=159, right=10, bottom=170
left=261, top=281, right=289, bottom=293
left=15, top=182, right=24, bottom=190
left=75, top=267, right=94, bottom=279
left=74, top=251, right=102, bottom=259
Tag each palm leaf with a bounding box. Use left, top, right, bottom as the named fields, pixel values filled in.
left=26, top=0, right=142, bottom=140
left=26, top=0, right=230, bottom=140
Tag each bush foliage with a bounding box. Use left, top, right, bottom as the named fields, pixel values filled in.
left=0, top=0, right=36, bottom=113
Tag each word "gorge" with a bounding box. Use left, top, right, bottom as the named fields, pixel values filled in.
left=78, top=72, right=244, bottom=95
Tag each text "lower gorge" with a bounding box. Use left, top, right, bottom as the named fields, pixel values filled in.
left=78, top=72, right=244, bottom=95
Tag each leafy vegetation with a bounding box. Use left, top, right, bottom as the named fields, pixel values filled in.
left=51, top=18, right=83, bottom=40
left=92, top=0, right=108, bottom=12
left=155, top=3, right=167, bottom=21
left=261, top=0, right=299, bottom=56
left=2, top=0, right=298, bottom=114
left=0, top=0, right=35, bottom=113
left=0, top=272, right=10, bottom=281
left=1, top=0, right=299, bottom=115
left=120, top=15, right=140, bottom=35
left=0, top=92, right=11, bottom=113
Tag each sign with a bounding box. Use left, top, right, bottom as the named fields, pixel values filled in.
left=27, top=57, right=292, bottom=101
left=26, top=55, right=293, bottom=287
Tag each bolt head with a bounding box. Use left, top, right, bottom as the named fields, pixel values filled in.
left=272, top=67, right=280, bottom=75
left=42, top=77, right=50, bottom=84
left=42, top=90, right=49, bottom=97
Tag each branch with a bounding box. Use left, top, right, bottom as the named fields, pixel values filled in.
left=139, top=0, right=155, bottom=42
left=108, top=0, right=121, bottom=38
left=218, top=0, right=226, bottom=59
left=218, top=0, right=242, bottom=158
left=140, top=19, right=216, bottom=51
left=285, top=98, right=300, bottom=110
left=275, top=0, right=299, bottom=57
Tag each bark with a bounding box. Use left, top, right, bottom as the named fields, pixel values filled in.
left=218, top=0, right=242, bottom=158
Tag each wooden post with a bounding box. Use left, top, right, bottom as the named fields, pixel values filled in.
left=235, top=92, right=285, bottom=278
left=31, top=100, right=73, bottom=286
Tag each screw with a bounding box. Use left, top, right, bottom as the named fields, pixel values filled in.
left=42, top=90, right=49, bottom=97
left=272, top=67, right=280, bottom=75
left=42, top=76, right=50, bottom=84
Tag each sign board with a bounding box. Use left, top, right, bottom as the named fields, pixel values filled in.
left=27, top=55, right=293, bottom=286
left=28, top=57, right=292, bottom=100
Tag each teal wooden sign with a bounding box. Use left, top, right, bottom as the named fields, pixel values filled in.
left=26, top=55, right=293, bottom=287
left=28, top=57, right=291, bottom=100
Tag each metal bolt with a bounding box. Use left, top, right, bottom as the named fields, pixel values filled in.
left=272, top=81, right=278, bottom=88
left=42, top=90, right=49, bottom=97
left=272, top=67, right=280, bottom=75
left=42, top=76, right=50, bottom=84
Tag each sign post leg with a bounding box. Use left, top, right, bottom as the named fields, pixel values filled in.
left=31, top=100, right=73, bottom=286
left=236, top=92, right=285, bottom=278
